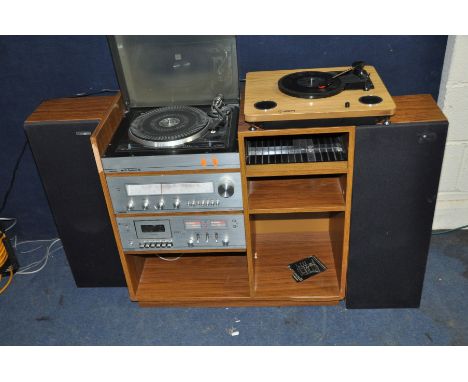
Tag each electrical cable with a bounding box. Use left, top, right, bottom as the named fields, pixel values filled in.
left=157, top=255, right=182, bottom=262
left=0, top=217, right=17, bottom=232
left=0, top=232, right=14, bottom=295
left=69, top=89, right=119, bottom=98
left=432, top=224, right=468, bottom=236
left=0, top=268, right=13, bottom=295
left=14, top=238, right=62, bottom=275
left=0, top=139, right=27, bottom=214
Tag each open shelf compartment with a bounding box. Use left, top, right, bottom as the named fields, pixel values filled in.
left=244, top=132, right=349, bottom=177
left=248, top=175, right=346, bottom=214
left=127, top=253, right=250, bottom=301
left=250, top=213, right=345, bottom=300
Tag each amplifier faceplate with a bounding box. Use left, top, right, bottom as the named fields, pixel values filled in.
left=107, top=172, right=243, bottom=214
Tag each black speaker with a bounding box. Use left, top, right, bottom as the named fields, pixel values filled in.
left=346, top=121, right=448, bottom=308
left=24, top=120, right=126, bottom=287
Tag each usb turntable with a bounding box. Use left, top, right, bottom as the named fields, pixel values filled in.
left=243, top=61, right=396, bottom=127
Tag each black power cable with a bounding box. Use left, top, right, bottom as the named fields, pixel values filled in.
left=432, top=224, right=468, bottom=235
left=0, top=139, right=28, bottom=214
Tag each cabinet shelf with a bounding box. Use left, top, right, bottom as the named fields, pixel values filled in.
left=253, top=231, right=341, bottom=300
left=248, top=176, right=345, bottom=214
left=245, top=162, right=348, bottom=177
left=135, top=254, right=250, bottom=301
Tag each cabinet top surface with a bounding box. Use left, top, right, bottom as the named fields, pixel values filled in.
left=25, top=94, right=120, bottom=124
left=238, top=93, right=447, bottom=134
left=25, top=91, right=447, bottom=130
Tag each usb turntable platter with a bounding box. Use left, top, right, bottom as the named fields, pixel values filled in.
left=278, top=71, right=344, bottom=99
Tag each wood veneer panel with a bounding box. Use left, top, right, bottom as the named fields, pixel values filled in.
left=245, top=162, right=348, bottom=177
left=91, top=94, right=125, bottom=156
left=390, top=94, right=447, bottom=124
left=139, top=299, right=339, bottom=307
left=329, top=212, right=345, bottom=288
left=136, top=254, right=250, bottom=301
left=253, top=232, right=341, bottom=300
left=252, top=213, right=331, bottom=233
left=248, top=176, right=345, bottom=214
left=26, top=95, right=118, bottom=123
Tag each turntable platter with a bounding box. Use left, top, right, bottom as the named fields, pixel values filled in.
left=278, top=71, right=344, bottom=99
left=128, top=106, right=210, bottom=148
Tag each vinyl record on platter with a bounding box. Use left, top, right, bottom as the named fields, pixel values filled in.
left=278, top=71, right=345, bottom=99
left=128, top=106, right=210, bottom=148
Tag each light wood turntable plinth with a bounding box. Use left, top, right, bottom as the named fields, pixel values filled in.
left=244, top=66, right=396, bottom=123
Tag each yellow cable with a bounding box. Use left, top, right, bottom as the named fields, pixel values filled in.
left=0, top=232, right=14, bottom=295
left=0, top=267, right=13, bottom=295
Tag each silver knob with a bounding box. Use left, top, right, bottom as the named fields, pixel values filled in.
left=142, top=199, right=149, bottom=210
left=127, top=199, right=135, bottom=211
left=158, top=199, right=165, bottom=209
left=222, top=236, right=229, bottom=246
left=218, top=178, right=234, bottom=198
left=188, top=237, right=194, bottom=247
left=173, top=199, right=180, bottom=209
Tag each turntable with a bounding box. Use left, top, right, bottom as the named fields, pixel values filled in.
left=102, top=36, right=241, bottom=172
left=244, top=61, right=396, bottom=126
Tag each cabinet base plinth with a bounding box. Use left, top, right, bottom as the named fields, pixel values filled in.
left=138, top=299, right=340, bottom=308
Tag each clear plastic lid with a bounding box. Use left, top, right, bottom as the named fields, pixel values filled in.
left=109, top=36, right=239, bottom=107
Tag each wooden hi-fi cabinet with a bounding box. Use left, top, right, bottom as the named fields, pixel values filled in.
left=26, top=92, right=447, bottom=308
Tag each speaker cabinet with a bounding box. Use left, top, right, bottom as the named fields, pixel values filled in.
left=346, top=121, right=448, bottom=308
left=24, top=120, right=126, bottom=287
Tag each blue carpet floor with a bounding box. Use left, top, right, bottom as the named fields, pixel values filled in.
left=1, top=231, right=467, bottom=345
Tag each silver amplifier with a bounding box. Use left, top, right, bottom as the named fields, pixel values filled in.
left=117, top=214, right=246, bottom=251
left=107, top=172, right=242, bottom=214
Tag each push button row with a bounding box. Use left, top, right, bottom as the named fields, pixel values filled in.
left=186, top=199, right=220, bottom=207
left=139, top=241, right=173, bottom=249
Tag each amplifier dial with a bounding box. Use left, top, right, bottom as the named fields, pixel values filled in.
left=218, top=178, right=234, bottom=198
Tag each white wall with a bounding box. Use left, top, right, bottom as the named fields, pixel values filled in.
left=435, top=35, right=468, bottom=229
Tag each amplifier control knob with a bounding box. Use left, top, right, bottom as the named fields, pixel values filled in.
left=222, top=236, right=229, bottom=246
left=173, top=199, right=181, bottom=209
left=142, top=199, right=149, bottom=210
left=188, top=237, right=194, bottom=247
left=127, top=199, right=135, bottom=211
left=158, top=199, right=165, bottom=209
left=218, top=179, right=234, bottom=198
